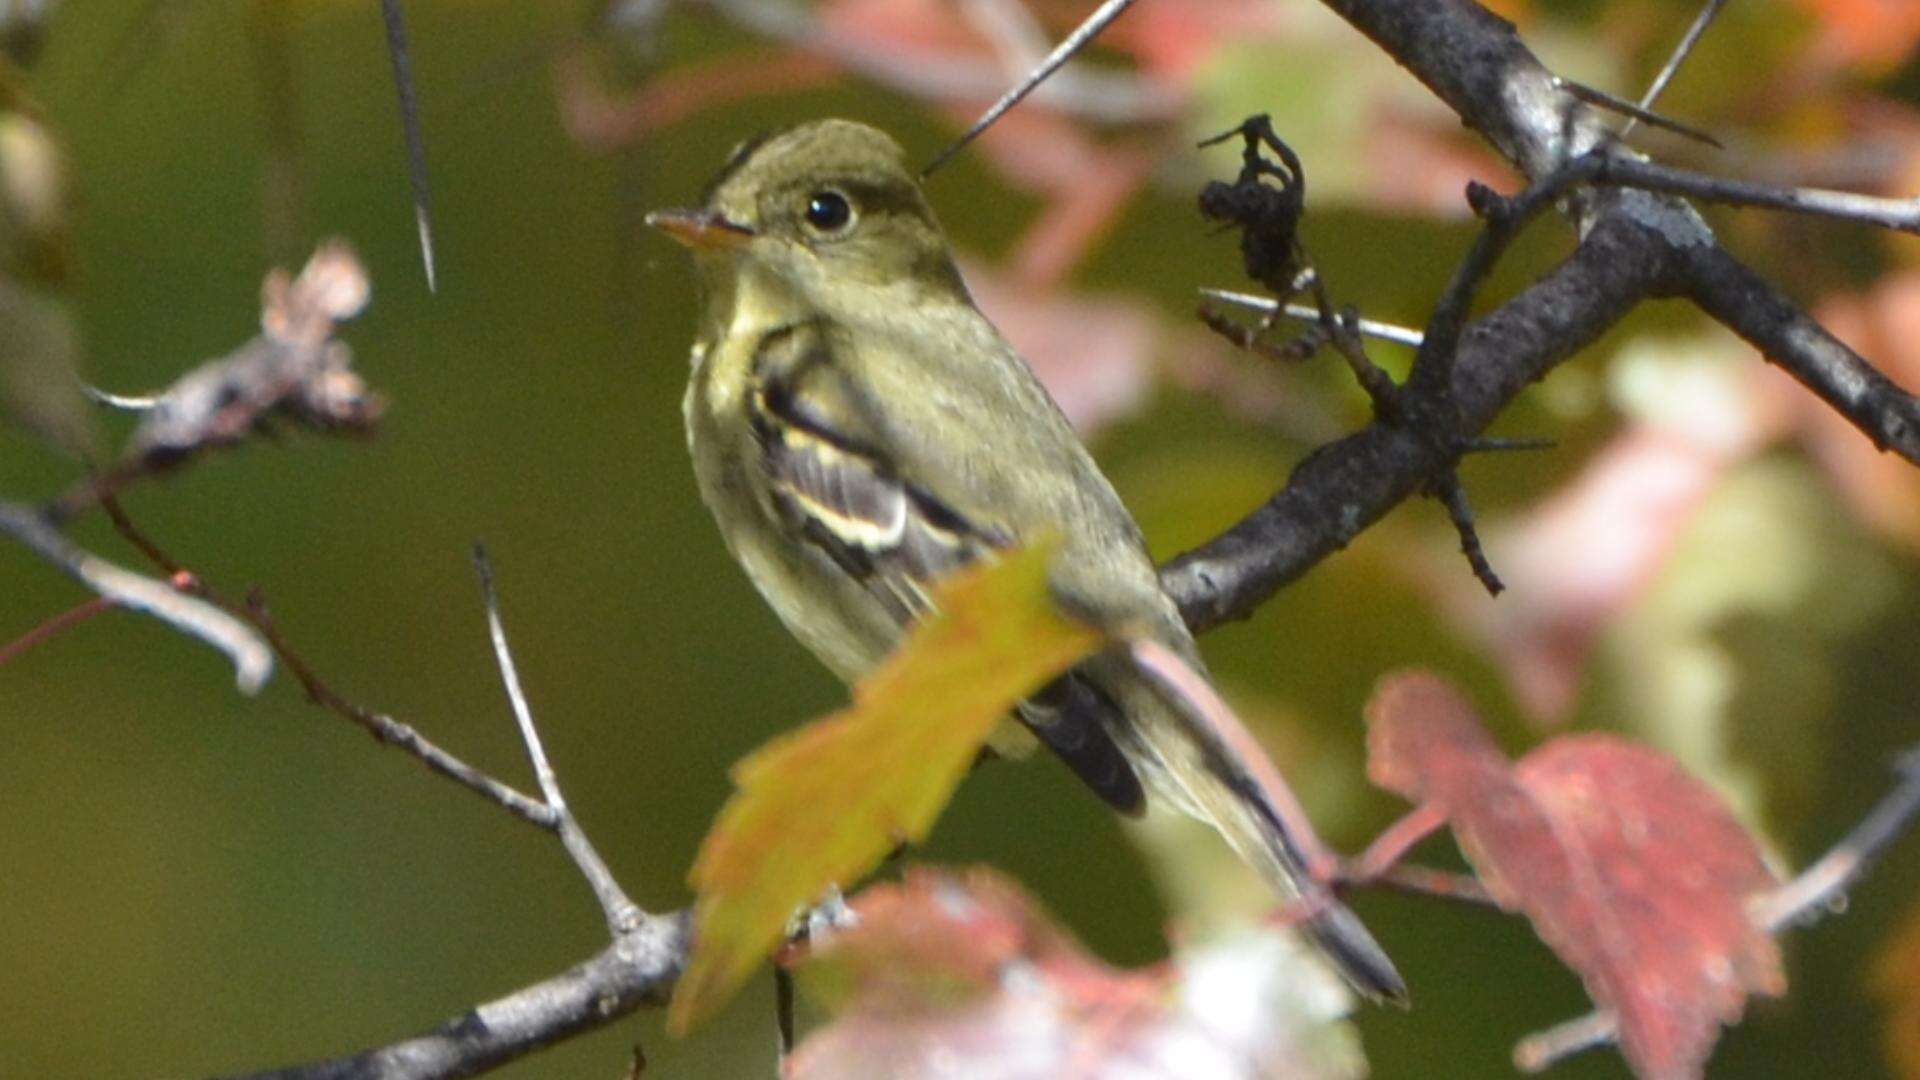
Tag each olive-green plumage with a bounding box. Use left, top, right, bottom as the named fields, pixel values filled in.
left=651, top=119, right=1403, bottom=1003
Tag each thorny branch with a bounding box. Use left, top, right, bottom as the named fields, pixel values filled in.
left=1157, top=0, right=1920, bottom=629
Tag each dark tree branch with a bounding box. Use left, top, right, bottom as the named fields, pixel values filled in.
left=1684, top=242, right=1920, bottom=464
left=1161, top=212, right=1678, bottom=631
left=1160, top=0, right=1920, bottom=628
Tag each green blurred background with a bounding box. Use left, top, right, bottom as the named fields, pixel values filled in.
left=3, top=1, right=1918, bottom=1077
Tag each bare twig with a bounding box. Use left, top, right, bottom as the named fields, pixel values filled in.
left=1755, top=744, right=1920, bottom=932
left=380, top=0, right=437, bottom=292
left=1512, top=1011, right=1618, bottom=1074
left=921, top=0, right=1142, bottom=175
left=0, top=594, right=115, bottom=668
left=1431, top=475, right=1503, bottom=595
left=473, top=544, right=641, bottom=935
left=74, top=520, right=699, bottom=1080
left=1592, top=154, right=1920, bottom=234
left=244, top=589, right=562, bottom=829
left=1622, top=0, right=1728, bottom=139
left=1408, top=167, right=1600, bottom=398
left=1358, top=864, right=1498, bottom=909
left=0, top=499, right=273, bottom=691
left=1199, top=289, right=1426, bottom=348
left=91, top=499, right=560, bottom=829
left=1552, top=77, right=1720, bottom=148
left=1328, top=802, right=1501, bottom=909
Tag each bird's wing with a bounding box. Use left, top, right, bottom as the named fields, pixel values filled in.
left=746, top=321, right=1144, bottom=813
left=748, top=322, right=1003, bottom=623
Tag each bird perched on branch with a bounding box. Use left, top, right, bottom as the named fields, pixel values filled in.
left=648, top=118, right=1403, bottom=1004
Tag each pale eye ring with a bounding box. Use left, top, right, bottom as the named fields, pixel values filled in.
left=803, top=190, right=854, bottom=233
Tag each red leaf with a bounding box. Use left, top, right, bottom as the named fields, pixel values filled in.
left=1365, top=673, right=1786, bottom=1080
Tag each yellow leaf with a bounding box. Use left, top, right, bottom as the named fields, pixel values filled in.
left=669, top=539, right=1103, bottom=1033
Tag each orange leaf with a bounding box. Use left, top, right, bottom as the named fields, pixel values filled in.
left=1366, top=672, right=1785, bottom=1080
left=1874, top=900, right=1920, bottom=1079
left=669, top=540, right=1104, bottom=1032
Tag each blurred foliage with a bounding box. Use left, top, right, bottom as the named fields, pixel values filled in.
left=0, top=1, right=1917, bottom=1078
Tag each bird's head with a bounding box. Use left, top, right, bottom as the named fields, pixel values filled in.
left=647, top=120, right=968, bottom=313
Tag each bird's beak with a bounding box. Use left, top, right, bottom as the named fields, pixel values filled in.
left=645, top=207, right=756, bottom=251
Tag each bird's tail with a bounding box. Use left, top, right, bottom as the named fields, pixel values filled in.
left=1102, top=642, right=1408, bottom=1006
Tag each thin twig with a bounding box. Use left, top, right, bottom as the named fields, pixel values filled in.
left=1622, top=0, right=1729, bottom=140
left=1593, top=153, right=1920, bottom=234
left=93, top=498, right=560, bottom=829
left=473, top=544, right=641, bottom=934
left=1359, top=864, right=1499, bottom=909
left=1432, top=475, right=1503, bottom=595
left=380, top=0, right=438, bottom=292
left=921, top=0, right=1141, bottom=176
left=1553, top=77, right=1720, bottom=148
left=1199, top=288, right=1426, bottom=347
left=0, top=595, right=116, bottom=669
left=0, top=499, right=273, bottom=692
left=1512, top=1011, right=1618, bottom=1074
left=244, top=589, right=561, bottom=829
left=1754, top=744, right=1920, bottom=932
left=1344, top=804, right=1447, bottom=881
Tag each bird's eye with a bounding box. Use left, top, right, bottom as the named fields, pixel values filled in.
left=803, top=190, right=854, bottom=233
